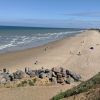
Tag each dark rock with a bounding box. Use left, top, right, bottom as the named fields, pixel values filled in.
left=9, top=74, right=14, bottom=81
left=25, top=67, right=29, bottom=73
left=38, top=67, right=45, bottom=74
left=52, top=72, right=56, bottom=77
left=66, top=70, right=70, bottom=75
left=45, top=69, right=50, bottom=73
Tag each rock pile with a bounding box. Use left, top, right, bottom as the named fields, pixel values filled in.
left=0, top=67, right=81, bottom=85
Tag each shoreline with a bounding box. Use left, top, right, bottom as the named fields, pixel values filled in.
left=0, top=30, right=84, bottom=54
left=0, top=32, right=82, bottom=71
left=0, top=30, right=100, bottom=81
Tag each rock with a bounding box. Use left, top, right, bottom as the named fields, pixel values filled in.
left=52, top=72, right=56, bottom=77
left=13, top=70, right=26, bottom=79
left=0, top=73, right=10, bottom=84
left=34, top=70, right=39, bottom=77
left=51, top=77, right=57, bottom=84
left=65, top=75, right=74, bottom=84
left=0, top=78, right=7, bottom=84
left=45, top=69, right=50, bottom=73
left=25, top=67, right=29, bottom=73
left=57, top=73, right=62, bottom=78
left=57, top=78, right=65, bottom=84
left=67, top=70, right=81, bottom=81
left=27, top=70, right=36, bottom=77
left=62, top=71, right=66, bottom=77
left=39, top=72, right=47, bottom=79
left=38, top=67, right=45, bottom=74
left=46, top=72, right=52, bottom=79
left=25, top=68, right=36, bottom=77
left=9, top=74, right=14, bottom=81
left=52, top=67, right=61, bottom=73
left=66, top=70, right=70, bottom=75
left=61, top=68, right=67, bottom=77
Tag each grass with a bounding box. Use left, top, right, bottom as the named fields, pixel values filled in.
left=51, top=72, right=100, bottom=100
left=17, top=80, right=27, bottom=87
left=28, top=80, right=34, bottom=86
left=17, top=78, right=37, bottom=87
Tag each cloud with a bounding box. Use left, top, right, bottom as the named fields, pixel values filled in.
left=64, top=12, right=100, bottom=17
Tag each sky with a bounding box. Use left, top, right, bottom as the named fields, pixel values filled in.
left=0, top=0, right=100, bottom=28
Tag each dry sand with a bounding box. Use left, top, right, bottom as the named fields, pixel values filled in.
left=0, top=30, right=100, bottom=100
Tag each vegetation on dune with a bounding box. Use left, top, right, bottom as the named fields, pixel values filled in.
left=17, top=78, right=37, bottom=87
left=51, top=72, right=100, bottom=100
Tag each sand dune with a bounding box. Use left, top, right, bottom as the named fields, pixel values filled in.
left=0, top=30, right=100, bottom=100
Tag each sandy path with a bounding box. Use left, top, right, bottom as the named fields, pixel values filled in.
left=0, top=85, right=75, bottom=100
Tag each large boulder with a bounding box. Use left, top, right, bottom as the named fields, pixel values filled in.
left=0, top=73, right=10, bottom=84
left=13, top=70, right=26, bottom=79
left=66, top=70, right=81, bottom=81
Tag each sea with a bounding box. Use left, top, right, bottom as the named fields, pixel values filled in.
left=0, top=26, right=84, bottom=53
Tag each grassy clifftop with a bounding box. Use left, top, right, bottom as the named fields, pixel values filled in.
left=52, top=72, right=100, bottom=100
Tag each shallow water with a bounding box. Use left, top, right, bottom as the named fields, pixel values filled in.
left=0, top=26, right=84, bottom=53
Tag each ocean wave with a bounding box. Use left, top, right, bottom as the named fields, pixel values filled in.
left=0, top=30, right=84, bottom=51
left=0, top=43, right=16, bottom=50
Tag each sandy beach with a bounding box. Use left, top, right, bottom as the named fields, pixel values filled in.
left=0, top=30, right=100, bottom=100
